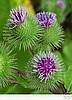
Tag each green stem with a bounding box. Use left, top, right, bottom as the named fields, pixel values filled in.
left=49, top=88, right=60, bottom=94
left=8, top=68, right=26, bottom=84
left=60, top=83, right=66, bottom=94
left=12, top=67, right=26, bottom=76
left=59, top=82, right=67, bottom=94
left=8, top=79, right=19, bottom=84
left=29, top=46, right=35, bottom=55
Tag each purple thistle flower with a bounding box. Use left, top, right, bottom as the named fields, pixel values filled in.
left=56, top=0, right=66, bottom=8
left=36, top=12, right=56, bottom=28
left=9, top=6, right=27, bottom=25
left=32, top=51, right=60, bottom=83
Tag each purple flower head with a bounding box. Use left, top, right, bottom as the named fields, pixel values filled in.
left=9, top=6, right=27, bottom=25
left=36, top=12, right=56, bottom=28
left=56, top=0, right=66, bottom=8
left=32, top=51, right=59, bottom=83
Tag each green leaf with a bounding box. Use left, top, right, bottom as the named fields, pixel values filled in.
left=0, top=84, right=34, bottom=94
left=13, top=49, right=33, bottom=88
left=32, top=89, right=52, bottom=94
left=69, top=91, right=72, bottom=94
left=0, top=0, right=18, bottom=40
left=41, top=0, right=66, bottom=22
left=6, top=84, right=34, bottom=94
left=64, top=0, right=72, bottom=16
left=63, top=41, right=72, bottom=68
left=15, top=74, right=29, bottom=88
left=15, top=49, right=32, bottom=71
left=0, top=0, right=10, bottom=40
left=64, top=65, right=72, bottom=93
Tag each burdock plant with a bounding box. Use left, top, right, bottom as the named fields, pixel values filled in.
left=3, top=6, right=42, bottom=51
left=35, top=12, right=64, bottom=51
left=0, top=43, right=16, bottom=87
left=2, top=6, right=65, bottom=93
left=26, top=51, right=64, bottom=91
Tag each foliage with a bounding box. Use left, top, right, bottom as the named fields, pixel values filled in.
left=0, top=43, right=17, bottom=87
left=35, top=21, right=64, bottom=51
left=64, top=65, right=72, bottom=93
left=40, top=0, right=72, bottom=23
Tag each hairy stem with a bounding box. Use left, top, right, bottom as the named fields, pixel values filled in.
left=8, top=68, right=26, bottom=84
left=29, top=46, right=35, bottom=55
left=12, top=67, right=26, bottom=76
left=49, top=88, right=60, bottom=94
left=60, top=83, right=66, bottom=94
left=8, top=79, right=19, bottom=84
left=59, top=82, right=67, bottom=94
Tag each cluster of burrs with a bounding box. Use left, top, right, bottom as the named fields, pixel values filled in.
left=2, top=6, right=64, bottom=90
